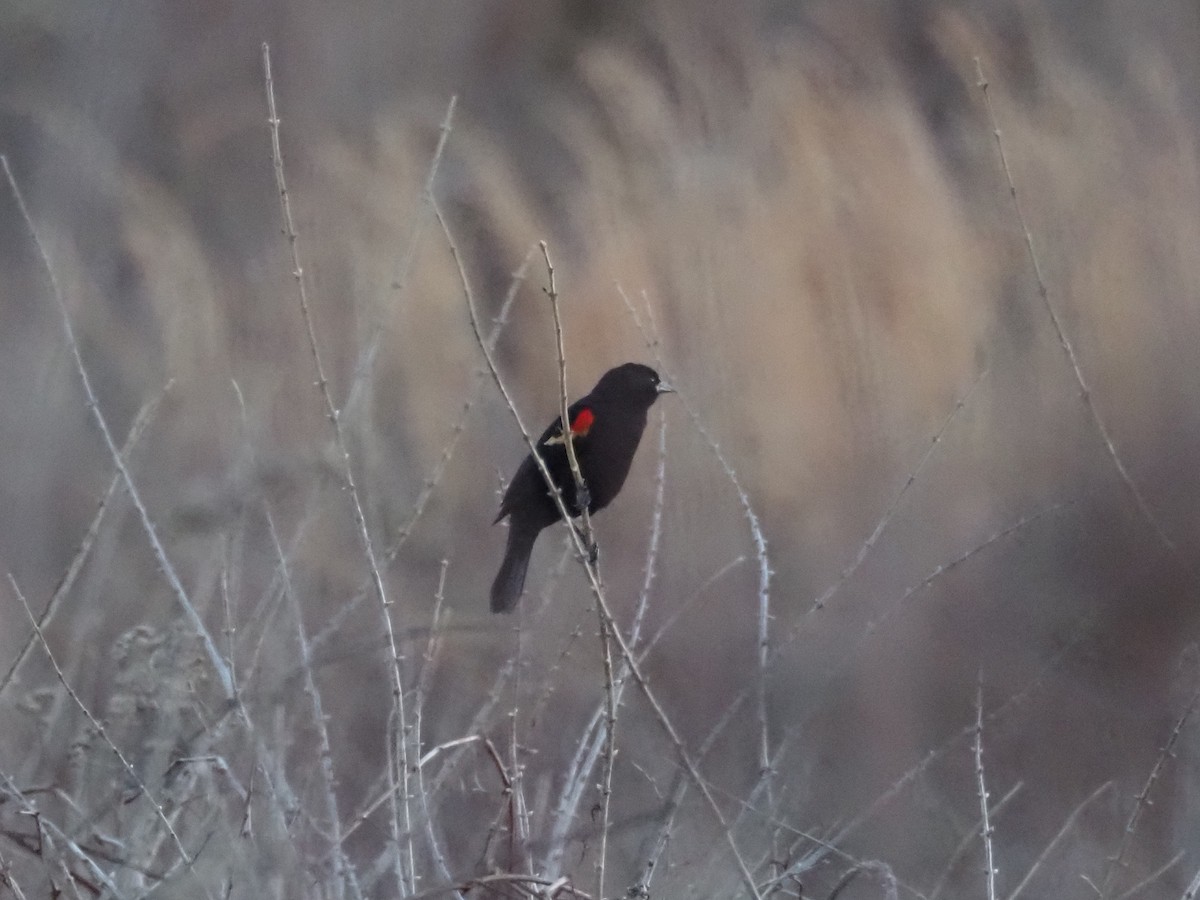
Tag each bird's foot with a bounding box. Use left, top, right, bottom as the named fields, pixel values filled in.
left=571, top=522, right=600, bottom=565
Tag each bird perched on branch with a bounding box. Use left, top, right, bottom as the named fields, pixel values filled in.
left=490, top=362, right=674, bottom=613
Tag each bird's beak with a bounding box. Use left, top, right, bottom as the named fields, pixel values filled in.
left=657, top=379, right=676, bottom=394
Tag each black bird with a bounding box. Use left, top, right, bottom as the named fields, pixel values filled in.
left=490, top=362, right=673, bottom=612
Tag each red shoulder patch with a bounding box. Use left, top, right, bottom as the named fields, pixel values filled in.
left=570, top=407, right=595, bottom=436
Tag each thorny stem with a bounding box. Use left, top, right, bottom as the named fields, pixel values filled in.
left=0, top=381, right=173, bottom=698
left=616, top=286, right=774, bottom=786
left=974, top=680, right=998, bottom=900
left=541, top=241, right=595, bottom=553
left=1098, top=680, right=1200, bottom=899
left=1, top=156, right=235, bottom=701
left=974, top=57, right=1189, bottom=578
left=9, top=574, right=197, bottom=873
left=538, top=240, right=616, bottom=898
left=261, top=43, right=414, bottom=895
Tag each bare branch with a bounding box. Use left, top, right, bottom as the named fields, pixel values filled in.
left=0, top=380, right=172, bottom=698
left=8, top=574, right=195, bottom=871
left=261, top=42, right=413, bottom=894
left=1099, top=680, right=1200, bottom=898
left=1, top=155, right=234, bottom=700
left=1003, top=781, right=1111, bottom=900
left=974, top=681, right=998, bottom=900
left=974, top=57, right=1189, bottom=575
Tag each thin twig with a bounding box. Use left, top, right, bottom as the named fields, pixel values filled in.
left=811, top=626, right=1091, bottom=871
left=219, top=534, right=240, bottom=699
left=0, top=771, right=125, bottom=897
left=0, top=380, right=172, bottom=698
left=550, top=696, right=614, bottom=876
left=0, top=846, right=30, bottom=900
left=229, top=377, right=356, bottom=897
left=549, top=420, right=678, bottom=885
left=309, top=245, right=534, bottom=654
left=549, top=458, right=685, bottom=860
left=629, top=413, right=669, bottom=646
left=618, top=286, right=774, bottom=782
left=1113, top=851, right=1183, bottom=900
left=594, top=606, right=618, bottom=900
left=974, top=680, right=998, bottom=900
left=482, top=737, right=519, bottom=870
left=727, top=371, right=1005, bottom=798
left=641, top=554, right=745, bottom=654
left=342, top=97, right=458, bottom=419
left=974, top=57, right=1188, bottom=574
left=542, top=241, right=594, bottom=550
left=403, top=871, right=594, bottom=900
left=927, top=781, right=1023, bottom=900
left=1, top=154, right=235, bottom=700
left=421, top=548, right=566, bottom=808
left=539, top=240, right=615, bottom=898
left=413, top=560, right=462, bottom=899
left=679, top=364, right=999, bottom=802
left=675, top=503, right=1065, bottom=873
left=562, top=417, right=673, bottom=888
left=818, top=503, right=1068, bottom=692
left=748, top=804, right=925, bottom=900
left=419, top=735, right=483, bottom=768
left=265, top=505, right=361, bottom=900
left=808, top=366, right=989, bottom=613
left=504, top=547, right=534, bottom=875
left=1179, top=864, right=1200, bottom=900
left=827, top=861, right=900, bottom=900
left=1004, top=781, right=1111, bottom=900
left=8, top=574, right=194, bottom=870
left=261, top=42, right=413, bottom=894
left=334, top=734, right=482, bottom=858
left=1099, top=680, right=1200, bottom=899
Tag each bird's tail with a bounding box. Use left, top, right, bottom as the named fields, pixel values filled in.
left=491, top=521, right=538, bottom=613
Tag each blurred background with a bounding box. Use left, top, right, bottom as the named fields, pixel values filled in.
left=2, top=1, right=1200, bottom=897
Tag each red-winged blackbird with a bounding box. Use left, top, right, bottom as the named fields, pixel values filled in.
left=490, top=362, right=674, bottom=613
